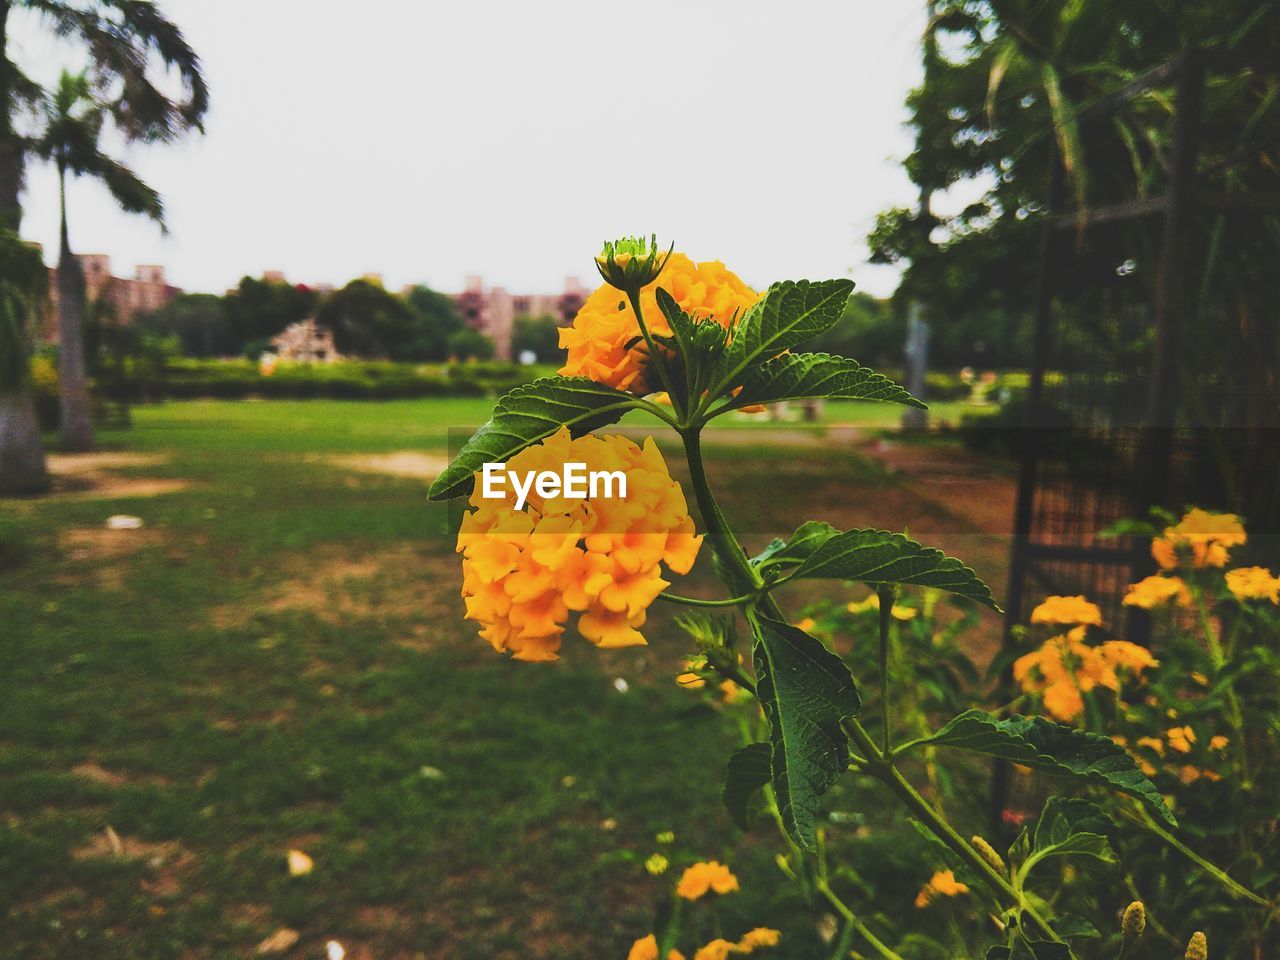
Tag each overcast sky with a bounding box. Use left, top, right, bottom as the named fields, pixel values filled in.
left=14, top=1, right=926, bottom=297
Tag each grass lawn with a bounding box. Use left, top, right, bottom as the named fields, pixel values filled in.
left=1, top=398, right=1008, bottom=959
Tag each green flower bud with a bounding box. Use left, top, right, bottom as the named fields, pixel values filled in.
left=1185, top=931, right=1207, bottom=960
left=645, top=853, right=669, bottom=876
left=595, top=234, right=672, bottom=293
left=1121, top=901, right=1145, bottom=942
left=971, top=835, right=1006, bottom=874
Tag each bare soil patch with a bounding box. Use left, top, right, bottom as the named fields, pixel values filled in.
left=327, top=452, right=449, bottom=480
left=45, top=451, right=191, bottom=499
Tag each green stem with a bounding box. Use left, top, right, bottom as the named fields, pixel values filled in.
left=844, top=721, right=1062, bottom=942
left=626, top=288, right=683, bottom=420
left=1122, top=803, right=1271, bottom=910
left=656, top=591, right=755, bottom=609
left=677, top=424, right=1064, bottom=945
left=877, top=584, right=895, bottom=757
left=813, top=877, right=904, bottom=960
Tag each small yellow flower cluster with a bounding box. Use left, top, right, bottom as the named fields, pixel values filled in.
left=1015, top=601, right=1158, bottom=723
left=457, top=427, right=702, bottom=661
left=1116, top=727, right=1228, bottom=780
left=628, top=862, right=781, bottom=960
left=1123, top=574, right=1191, bottom=610
left=846, top=593, right=919, bottom=620
left=1224, top=566, right=1280, bottom=603
left=1030, top=595, right=1103, bottom=626
left=1151, top=508, right=1246, bottom=570
left=627, top=928, right=781, bottom=960
left=559, top=253, right=759, bottom=394
left=914, top=869, right=970, bottom=908
left=676, top=861, right=740, bottom=900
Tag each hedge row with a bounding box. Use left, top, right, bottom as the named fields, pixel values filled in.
left=95, top=359, right=550, bottom=402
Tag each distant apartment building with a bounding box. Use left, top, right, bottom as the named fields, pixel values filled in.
left=41, top=253, right=181, bottom=342
left=454, top=276, right=588, bottom=361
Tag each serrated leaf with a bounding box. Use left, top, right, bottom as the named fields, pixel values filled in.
left=752, top=616, right=861, bottom=850
left=786, top=528, right=1000, bottom=611
left=722, top=742, right=772, bottom=831
left=426, top=377, right=642, bottom=500
left=710, top=279, right=854, bottom=395
left=1022, top=797, right=1116, bottom=880
left=720, top=352, right=926, bottom=413
left=923, top=710, right=1176, bottom=827
left=752, top=520, right=841, bottom=568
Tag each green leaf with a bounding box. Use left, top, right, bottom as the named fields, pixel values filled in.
left=785, top=528, right=1000, bottom=611
left=1021, top=797, right=1116, bottom=880
left=922, top=710, right=1176, bottom=828
left=719, top=352, right=926, bottom=413
left=752, top=520, right=841, bottom=569
left=751, top=616, right=861, bottom=850
left=722, top=743, right=772, bottom=831
left=710, top=279, right=854, bottom=395
left=426, top=377, right=642, bottom=500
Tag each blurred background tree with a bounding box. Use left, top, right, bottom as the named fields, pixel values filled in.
left=510, top=313, right=561, bottom=365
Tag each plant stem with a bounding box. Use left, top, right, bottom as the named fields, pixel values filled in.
left=656, top=591, right=755, bottom=608
left=626, top=288, right=683, bottom=419
left=843, top=720, right=1061, bottom=942
left=676, top=424, right=1065, bottom=945
left=1122, top=803, right=1272, bottom=910
left=877, top=584, right=895, bottom=756
left=813, top=877, right=905, bottom=960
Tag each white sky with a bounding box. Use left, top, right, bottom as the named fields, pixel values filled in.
left=14, top=1, right=926, bottom=297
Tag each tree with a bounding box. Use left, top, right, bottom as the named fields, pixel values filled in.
left=405, top=284, right=464, bottom=361
left=316, top=279, right=420, bottom=360
left=0, top=0, right=208, bottom=485
left=34, top=70, right=165, bottom=450
left=138, top=293, right=237, bottom=358
left=0, top=231, right=48, bottom=492
left=224, top=277, right=316, bottom=352
left=807, top=292, right=903, bottom=368
left=447, top=327, right=495, bottom=362
left=511, top=314, right=561, bottom=364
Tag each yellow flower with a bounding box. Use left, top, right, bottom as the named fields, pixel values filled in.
left=645, top=853, right=670, bottom=876
left=676, top=861, right=740, bottom=900
left=1123, top=575, right=1191, bottom=609
left=629, top=935, right=660, bottom=960
left=1152, top=508, right=1245, bottom=570
left=559, top=253, right=759, bottom=394
left=676, top=672, right=706, bottom=689
left=1167, top=726, right=1196, bottom=754
left=914, top=869, right=969, bottom=908
left=458, top=428, right=702, bottom=661
left=1225, top=566, right=1280, bottom=603
left=693, top=941, right=735, bottom=960
left=1136, top=736, right=1165, bottom=756
left=1030, top=595, right=1103, bottom=626
left=794, top=617, right=817, bottom=632
left=1014, top=629, right=1155, bottom=723
left=1209, top=735, right=1228, bottom=751
left=736, top=928, right=782, bottom=951
left=845, top=593, right=917, bottom=620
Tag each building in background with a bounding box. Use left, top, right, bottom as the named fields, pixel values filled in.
left=41, top=253, right=181, bottom=341
left=454, top=276, right=587, bottom=361
left=270, top=317, right=339, bottom=363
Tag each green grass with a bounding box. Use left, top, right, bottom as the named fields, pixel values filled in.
left=0, top=398, right=994, bottom=959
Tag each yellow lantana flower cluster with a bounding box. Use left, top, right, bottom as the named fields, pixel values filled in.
left=1151, top=508, right=1246, bottom=570
left=1123, top=574, right=1191, bottom=609
left=1015, top=619, right=1158, bottom=723
left=457, top=427, right=702, bottom=662
left=914, top=869, right=970, bottom=908
left=675, top=860, right=740, bottom=900
left=559, top=253, right=759, bottom=394
left=1224, top=566, right=1280, bottom=603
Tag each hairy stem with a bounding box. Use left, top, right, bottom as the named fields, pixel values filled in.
left=678, top=424, right=1064, bottom=944
left=878, top=584, right=895, bottom=756
left=626, top=288, right=683, bottom=419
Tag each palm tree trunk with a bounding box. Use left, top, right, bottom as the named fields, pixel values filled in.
left=0, top=0, right=50, bottom=491
left=56, top=166, right=94, bottom=451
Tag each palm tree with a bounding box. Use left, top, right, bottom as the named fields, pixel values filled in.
left=36, top=70, right=165, bottom=451
left=0, top=0, right=206, bottom=489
